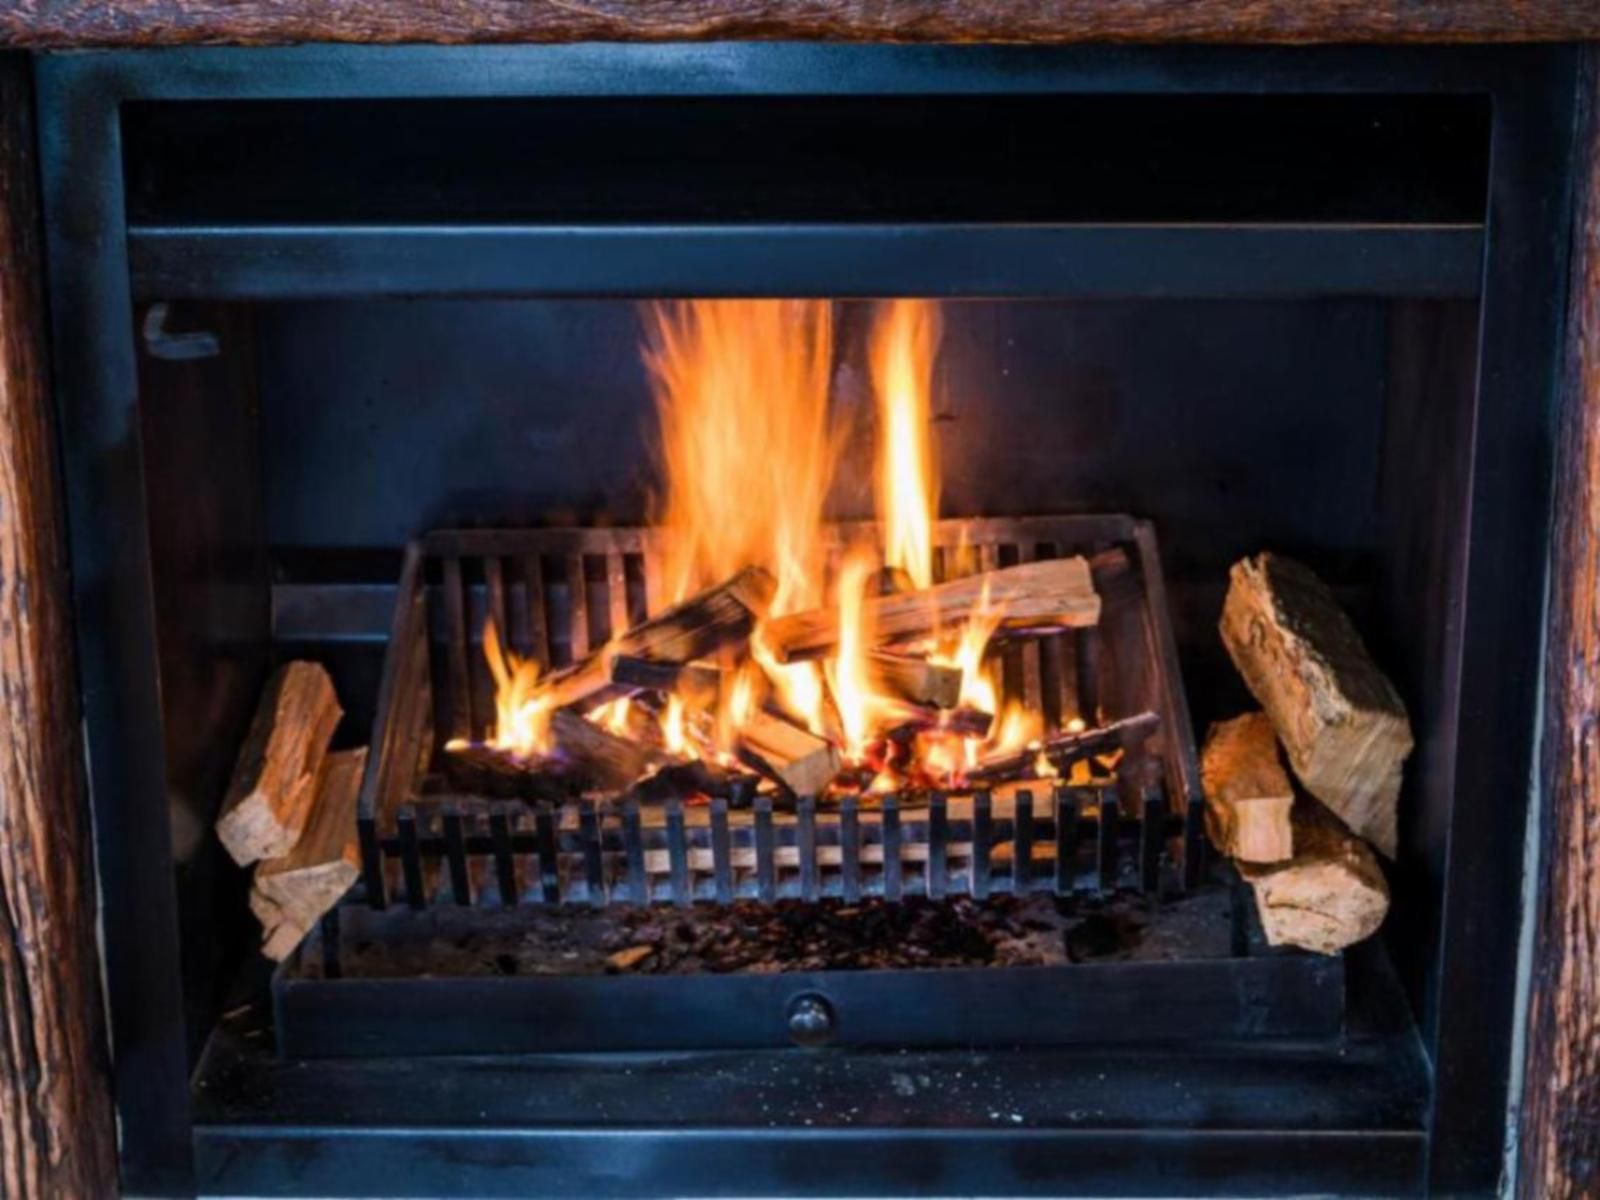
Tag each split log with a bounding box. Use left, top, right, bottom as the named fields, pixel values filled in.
left=550, top=707, right=672, bottom=790
left=216, top=661, right=343, bottom=865
left=1238, top=799, right=1390, bottom=955
left=870, top=649, right=962, bottom=708
left=250, top=747, right=366, bottom=961
left=1220, top=554, right=1412, bottom=857
left=764, top=557, right=1100, bottom=662
left=966, top=710, right=1160, bottom=786
left=532, top=565, right=775, bottom=711
left=1200, top=712, right=1295, bottom=864
left=738, top=709, right=842, bottom=797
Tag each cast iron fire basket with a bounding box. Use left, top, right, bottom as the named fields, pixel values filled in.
left=353, top=514, right=1207, bottom=912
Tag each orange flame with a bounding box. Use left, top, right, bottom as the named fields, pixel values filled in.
left=644, top=300, right=839, bottom=617
left=871, top=299, right=941, bottom=591
left=826, top=548, right=882, bottom=763
left=481, top=618, right=553, bottom=758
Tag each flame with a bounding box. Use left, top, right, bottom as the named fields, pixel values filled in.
left=871, top=299, right=941, bottom=591
left=588, top=696, right=634, bottom=737
left=826, top=548, right=882, bottom=762
left=662, top=693, right=694, bottom=759
left=752, top=629, right=829, bottom=737
left=645, top=300, right=838, bottom=617
left=482, top=617, right=553, bottom=758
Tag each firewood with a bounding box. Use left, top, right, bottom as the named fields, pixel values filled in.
left=443, top=741, right=585, bottom=802
left=216, top=662, right=343, bottom=866
left=250, top=747, right=366, bottom=961
left=869, top=649, right=962, bottom=708
left=533, top=565, right=775, bottom=711
left=1238, top=799, right=1390, bottom=954
left=737, top=709, right=842, bottom=797
left=1219, top=554, right=1412, bottom=857
left=608, top=654, right=722, bottom=705
left=1200, top=712, right=1295, bottom=864
left=763, top=557, right=1100, bottom=662
left=966, top=711, right=1160, bottom=786
left=885, top=705, right=994, bottom=742
left=550, top=707, right=672, bottom=790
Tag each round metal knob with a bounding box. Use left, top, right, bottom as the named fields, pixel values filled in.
left=786, top=993, right=836, bottom=1047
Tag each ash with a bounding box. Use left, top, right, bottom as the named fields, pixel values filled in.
left=299, top=886, right=1234, bottom=981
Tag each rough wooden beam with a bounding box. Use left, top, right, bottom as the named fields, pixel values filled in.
left=1, top=1, right=1597, bottom=49
left=0, top=53, right=119, bottom=1200
left=1200, top=712, right=1294, bottom=864
left=1519, top=48, right=1600, bottom=1200
left=765, top=557, right=1099, bottom=662
left=1219, top=553, right=1412, bottom=857
left=1237, top=800, right=1389, bottom=955
left=216, top=661, right=343, bottom=865
left=251, top=747, right=366, bottom=961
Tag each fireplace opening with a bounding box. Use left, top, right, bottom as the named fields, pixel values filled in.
left=40, top=44, right=1574, bottom=1198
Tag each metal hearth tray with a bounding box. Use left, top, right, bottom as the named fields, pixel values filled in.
left=351, top=514, right=1207, bottom=912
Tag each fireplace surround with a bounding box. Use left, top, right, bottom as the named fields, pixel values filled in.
left=14, top=38, right=1588, bottom=1199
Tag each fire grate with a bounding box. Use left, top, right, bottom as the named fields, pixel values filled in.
left=353, top=514, right=1206, bottom=912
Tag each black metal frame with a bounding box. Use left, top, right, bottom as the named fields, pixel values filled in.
left=32, top=42, right=1577, bottom=1198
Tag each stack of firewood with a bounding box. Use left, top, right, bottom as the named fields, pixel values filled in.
left=492, top=554, right=1107, bottom=801
left=1201, top=554, right=1412, bottom=954
left=214, top=662, right=361, bottom=960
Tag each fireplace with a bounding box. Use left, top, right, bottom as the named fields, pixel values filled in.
left=35, top=43, right=1575, bottom=1198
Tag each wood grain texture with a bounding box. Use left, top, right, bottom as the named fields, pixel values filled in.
left=1, top=0, right=1598, bottom=48
left=0, top=53, right=120, bottom=1200
left=1518, top=47, right=1600, bottom=1200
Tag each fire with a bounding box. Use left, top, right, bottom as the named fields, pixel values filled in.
left=872, top=299, right=941, bottom=591
left=827, top=548, right=882, bottom=762
left=473, top=296, right=1074, bottom=794
left=481, top=618, right=553, bottom=758
left=644, top=299, right=838, bottom=617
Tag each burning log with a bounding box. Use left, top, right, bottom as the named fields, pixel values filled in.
left=737, top=709, right=842, bottom=797
left=763, top=557, right=1100, bottom=662
left=443, top=741, right=586, bottom=801
left=609, top=654, right=722, bottom=706
left=250, top=747, right=365, bottom=961
left=549, top=708, right=673, bottom=791
left=886, top=705, right=994, bottom=742
left=1220, top=554, right=1412, bottom=858
left=869, top=649, right=961, bottom=708
left=1200, top=712, right=1295, bottom=864
left=216, top=661, right=343, bottom=866
left=532, top=565, right=775, bottom=712
left=1237, top=799, right=1390, bottom=954
left=966, top=710, right=1160, bottom=786
left=627, top=759, right=742, bottom=806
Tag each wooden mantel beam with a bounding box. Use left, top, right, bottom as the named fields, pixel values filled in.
left=0, top=1, right=1597, bottom=48
left=0, top=54, right=119, bottom=1200
left=1517, top=46, right=1600, bottom=1200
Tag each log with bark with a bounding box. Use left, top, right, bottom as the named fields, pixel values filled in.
left=737, top=709, right=842, bottom=797
left=1200, top=711, right=1294, bottom=864
left=609, top=654, right=722, bottom=706
left=216, top=661, right=343, bottom=865
left=251, top=747, right=366, bottom=961
left=549, top=707, right=674, bottom=790
left=763, top=557, right=1100, bottom=662
left=1220, top=553, right=1412, bottom=858
left=1237, top=798, right=1390, bottom=955
left=966, top=710, right=1160, bottom=786
left=532, top=565, right=775, bottom=711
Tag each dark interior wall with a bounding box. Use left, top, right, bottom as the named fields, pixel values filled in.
left=257, top=297, right=1388, bottom=563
